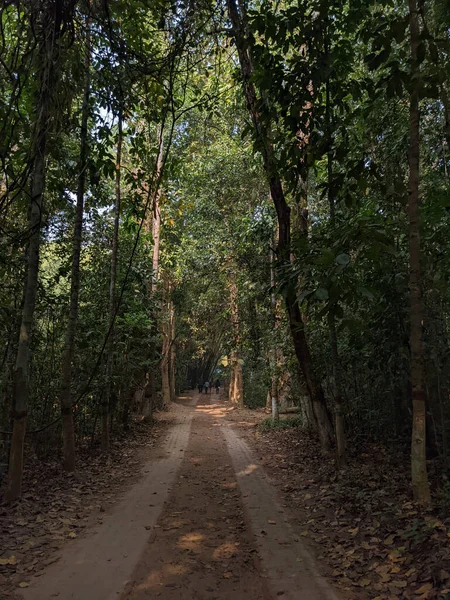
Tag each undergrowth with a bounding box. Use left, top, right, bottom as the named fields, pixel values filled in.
left=260, top=416, right=303, bottom=431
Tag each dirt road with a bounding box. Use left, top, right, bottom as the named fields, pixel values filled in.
left=21, top=393, right=339, bottom=600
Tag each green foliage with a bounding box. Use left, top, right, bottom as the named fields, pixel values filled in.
left=260, top=416, right=304, bottom=432
left=0, top=0, right=449, bottom=496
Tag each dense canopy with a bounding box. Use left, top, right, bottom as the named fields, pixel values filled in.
left=0, top=0, right=449, bottom=516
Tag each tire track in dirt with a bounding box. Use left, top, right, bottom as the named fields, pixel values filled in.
left=121, top=395, right=270, bottom=600
left=222, top=423, right=341, bottom=600
left=20, top=405, right=194, bottom=600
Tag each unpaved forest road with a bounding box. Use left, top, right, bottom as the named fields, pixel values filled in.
left=21, top=393, right=340, bottom=600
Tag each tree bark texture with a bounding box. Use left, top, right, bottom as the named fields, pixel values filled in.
left=151, top=130, right=163, bottom=293
left=329, top=313, right=346, bottom=468
left=269, top=244, right=279, bottom=423
left=169, top=309, right=176, bottom=402
left=161, top=344, right=171, bottom=407
left=146, top=128, right=164, bottom=411
left=229, top=270, right=244, bottom=408
left=5, top=3, right=63, bottom=502
left=161, top=278, right=172, bottom=408
left=408, top=0, right=431, bottom=503
left=60, top=22, right=91, bottom=472
left=326, top=89, right=346, bottom=467
left=226, top=0, right=333, bottom=448
left=102, top=110, right=123, bottom=452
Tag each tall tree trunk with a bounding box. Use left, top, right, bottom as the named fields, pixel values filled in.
left=161, top=278, right=171, bottom=408
left=227, top=0, right=333, bottom=448
left=228, top=363, right=236, bottom=402
left=102, top=110, right=123, bottom=451
left=169, top=309, right=176, bottom=402
left=408, top=0, right=431, bottom=503
left=141, top=371, right=153, bottom=419
left=328, top=313, right=345, bottom=467
left=161, top=342, right=171, bottom=406
left=229, top=270, right=244, bottom=407
left=326, top=78, right=346, bottom=468
left=269, top=244, right=279, bottom=423
left=152, top=132, right=163, bottom=290
left=229, top=350, right=243, bottom=406
left=145, top=128, right=163, bottom=413
left=60, top=23, right=91, bottom=472
left=5, top=5, right=61, bottom=502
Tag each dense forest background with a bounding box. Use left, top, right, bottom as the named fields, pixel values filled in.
left=0, top=0, right=449, bottom=510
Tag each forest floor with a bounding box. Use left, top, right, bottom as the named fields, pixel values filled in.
left=1, top=392, right=338, bottom=600
left=232, top=411, right=450, bottom=600
left=1, top=393, right=448, bottom=600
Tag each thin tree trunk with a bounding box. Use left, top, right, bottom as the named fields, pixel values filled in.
left=152, top=129, right=163, bottom=291
left=147, top=128, right=164, bottom=411
left=226, top=0, right=333, bottom=449
left=269, top=243, right=279, bottom=423
left=329, top=313, right=345, bottom=467
left=229, top=350, right=243, bottom=406
left=161, top=278, right=171, bottom=408
left=60, top=23, right=91, bottom=472
left=233, top=356, right=244, bottom=407
left=142, top=371, right=155, bottom=419
left=326, top=78, right=346, bottom=467
left=408, top=0, right=431, bottom=503
left=228, top=362, right=236, bottom=402
left=5, top=7, right=57, bottom=502
left=169, top=309, right=176, bottom=402
left=229, top=270, right=244, bottom=408
left=102, top=110, right=123, bottom=452
left=161, top=345, right=171, bottom=406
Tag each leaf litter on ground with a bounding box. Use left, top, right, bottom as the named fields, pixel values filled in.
left=0, top=414, right=170, bottom=598
left=230, top=409, right=450, bottom=600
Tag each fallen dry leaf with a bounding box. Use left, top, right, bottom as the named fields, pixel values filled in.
left=415, top=583, right=433, bottom=595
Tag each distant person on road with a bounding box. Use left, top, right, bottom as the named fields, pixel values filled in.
left=204, top=381, right=210, bottom=394
left=215, top=379, right=220, bottom=394
left=198, top=381, right=203, bottom=394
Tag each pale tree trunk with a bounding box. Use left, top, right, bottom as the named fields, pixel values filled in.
left=229, top=351, right=243, bottom=407
left=152, top=131, right=163, bottom=289
left=234, top=357, right=244, bottom=407
left=169, top=309, right=176, bottom=402
left=161, top=279, right=171, bottom=408
left=141, top=127, right=164, bottom=419
left=102, top=110, right=123, bottom=451
left=161, top=343, right=171, bottom=407
left=228, top=365, right=236, bottom=402
left=227, top=0, right=333, bottom=448
left=269, top=243, right=279, bottom=423
left=408, top=0, right=431, bottom=503
left=5, top=4, right=63, bottom=502
left=229, top=272, right=244, bottom=407
left=60, top=23, right=91, bottom=472
left=142, top=128, right=164, bottom=416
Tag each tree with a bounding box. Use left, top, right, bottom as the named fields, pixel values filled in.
left=226, top=0, right=334, bottom=449
left=5, top=0, right=76, bottom=502
left=60, top=17, right=91, bottom=472
left=407, top=0, right=431, bottom=503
